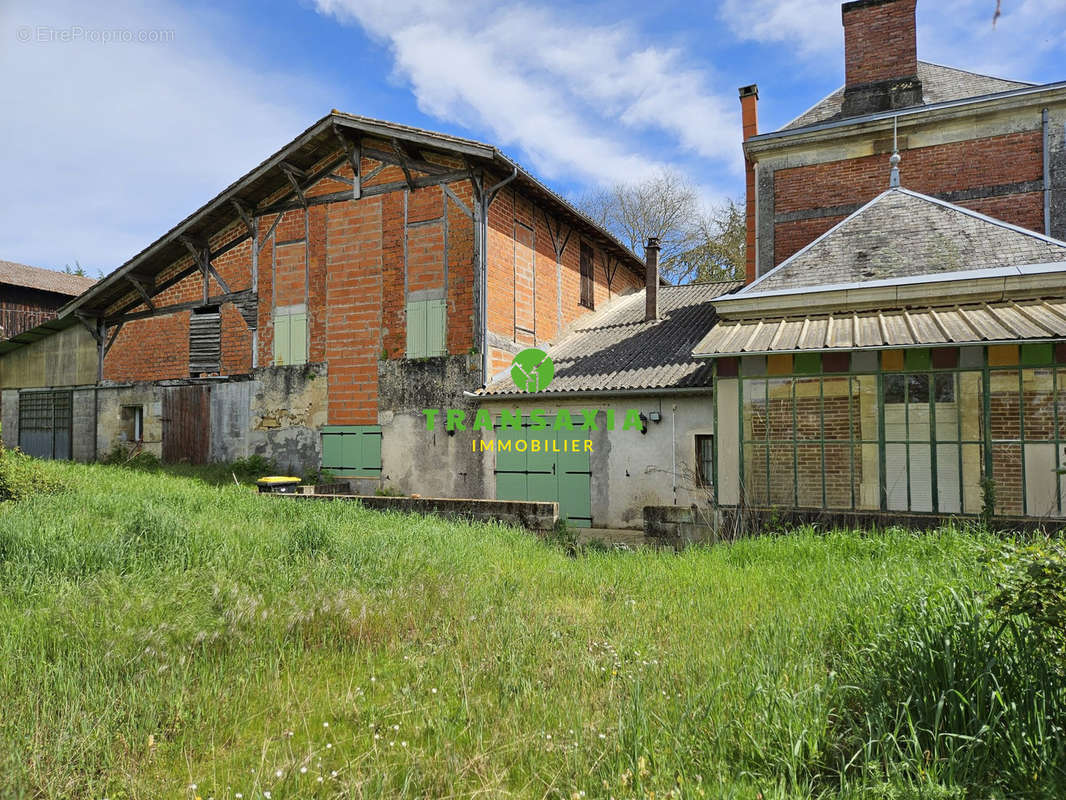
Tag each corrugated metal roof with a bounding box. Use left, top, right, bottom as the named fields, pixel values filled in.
left=479, top=281, right=742, bottom=396
left=694, top=296, right=1066, bottom=357
left=0, top=260, right=95, bottom=296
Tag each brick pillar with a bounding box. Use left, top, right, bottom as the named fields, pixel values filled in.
left=739, top=84, right=759, bottom=285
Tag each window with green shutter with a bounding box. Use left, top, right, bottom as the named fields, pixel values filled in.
left=405, top=298, right=446, bottom=358
left=273, top=309, right=307, bottom=366
left=320, top=425, right=382, bottom=477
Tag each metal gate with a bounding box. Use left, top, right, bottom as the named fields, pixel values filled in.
left=161, top=385, right=210, bottom=464
left=494, top=417, right=593, bottom=527
left=18, top=390, right=72, bottom=460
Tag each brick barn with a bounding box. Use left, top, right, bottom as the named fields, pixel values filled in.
left=0, top=113, right=645, bottom=492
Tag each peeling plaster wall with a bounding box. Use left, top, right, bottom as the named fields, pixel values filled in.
left=248, top=363, right=328, bottom=475
left=378, top=354, right=490, bottom=498
left=479, top=394, right=715, bottom=530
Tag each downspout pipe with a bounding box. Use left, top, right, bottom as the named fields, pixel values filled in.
left=479, top=167, right=518, bottom=386
left=1044, top=108, right=1052, bottom=236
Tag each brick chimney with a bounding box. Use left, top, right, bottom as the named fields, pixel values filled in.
left=739, top=84, right=759, bottom=285
left=841, top=0, right=923, bottom=117
left=644, top=237, right=660, bottom=321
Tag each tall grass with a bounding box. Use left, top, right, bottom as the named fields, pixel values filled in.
left=0, top=456, right=1056, bottom=798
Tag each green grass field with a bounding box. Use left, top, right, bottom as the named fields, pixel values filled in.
left=0, top=457, right=1062, bottom=799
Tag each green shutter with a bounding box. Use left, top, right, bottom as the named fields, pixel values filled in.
left=321, top=425, right=382, bottom=477
left=426, top=298, right=446, bottom=356
left=406, top=300, right=427, bottom=358
left=274, top=314, right=291, bottom=365
left=289, top=312, right=307, bottom=366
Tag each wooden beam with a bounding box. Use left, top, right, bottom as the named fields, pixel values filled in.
left=74, top=312, right=103, bottom=344
left=364, top=145, right=452, bottom=177
left=126, top=275, right=155, bottom=311
left=107, top=289, right=255, bottom=326
left=391, top=138, right=417, bottom=190
left=103, top=322, right=124, bottom=357
left=256, top=170, right=472, bottom=215
left=230, top=198, right=255, bottom=236
left=279, top=162, right=309, bottom=208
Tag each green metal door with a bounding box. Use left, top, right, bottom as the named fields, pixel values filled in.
left=493, top=416, right=592, bottom=527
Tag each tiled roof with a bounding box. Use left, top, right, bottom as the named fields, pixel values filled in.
left=781, top=62, right=1033, bottom=131
left=479, top=281, right=743, bottom=396
left=695, top=296, right=1066, bottom=357
left=744, top=189, right=1066, bottom=295
left=0, top=259, right=96, bottom=296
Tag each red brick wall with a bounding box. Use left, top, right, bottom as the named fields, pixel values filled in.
left=485, top=184, right=643, bottom=375
left=772, top=130, right=1045, bottom=265
left=99, top=149, right=634, bottom=420
left=325, top=197, right=382, bottom=425
left=105, top=312, right=190, bottom=382
left=105, top=221, right=256, bottom=380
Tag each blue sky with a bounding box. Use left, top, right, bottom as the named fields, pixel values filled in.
left=2, top=0, right=1064, bottom=275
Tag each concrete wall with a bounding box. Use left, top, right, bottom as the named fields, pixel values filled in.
left=0, top=324, right=96, bottom=389
left=479, top=394, right=715, bottom=529
left=1, top=389, right=18, bottom=449
left=378, top=354, right=492, bottom=499
left=87, top=365, right=326, bottom=471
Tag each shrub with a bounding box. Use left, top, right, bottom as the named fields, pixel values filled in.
left=829, top=585, right=1066, bottom=795
left=991, top=539, right=1066, bottom=674
left=0, top=447, right=63, bottom=502
left=229, top=455, right=275, bottom=481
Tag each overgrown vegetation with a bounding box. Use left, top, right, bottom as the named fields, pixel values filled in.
left=0, top=457, right=1062, bottom=798
left=0, top=446, right=63, bottom=502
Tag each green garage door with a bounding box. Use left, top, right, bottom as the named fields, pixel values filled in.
left=494, top=417, right=592, bottom=527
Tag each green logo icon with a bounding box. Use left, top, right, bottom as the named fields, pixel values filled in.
left=511, top=348, right=554, bottom=393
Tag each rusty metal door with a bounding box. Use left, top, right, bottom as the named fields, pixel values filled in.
left=162, top=385, right=210, bottom=464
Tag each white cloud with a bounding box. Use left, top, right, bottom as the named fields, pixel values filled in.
left=313, top=0, right=741, bottom=191
left=718, top=0, right=1066, bottom=82
left=0, top=0, right=332, bottom=273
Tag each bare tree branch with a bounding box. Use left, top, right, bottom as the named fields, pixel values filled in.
left=576, top=170, right=745, bottom=284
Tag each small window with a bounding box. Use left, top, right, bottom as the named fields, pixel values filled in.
left=579, top=243, right=595, bottom=309
left=695, top=434, right=714, bottom=487
left=405, top=298, right=446, bottom=358
left=273, top=308, right=307, bottom=366
left=120, top=405, right=144, bottom=442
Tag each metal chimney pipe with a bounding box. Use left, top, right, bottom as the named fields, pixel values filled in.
left=645, top=237, right=660, bottom=322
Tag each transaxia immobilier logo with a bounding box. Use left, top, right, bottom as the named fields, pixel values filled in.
left=510, top=348, right=554, bottom=393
